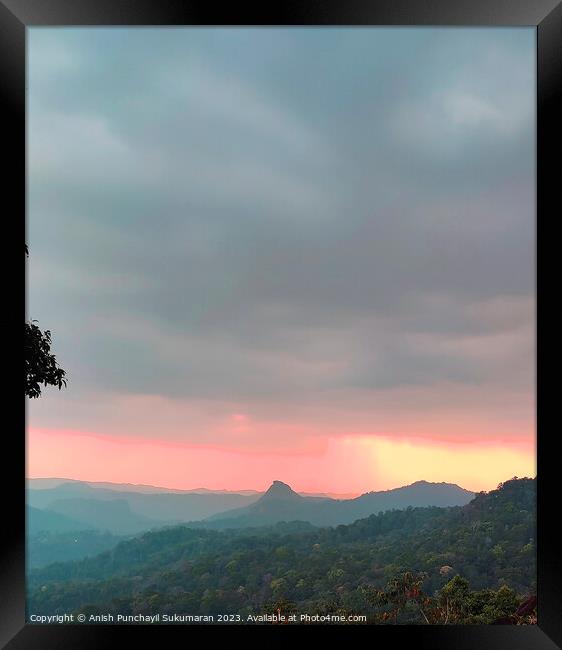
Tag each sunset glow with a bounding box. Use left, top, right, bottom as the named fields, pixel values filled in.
left=27, top=28, right=535, bottom=495
left=28, top=427, right=535, bottom=494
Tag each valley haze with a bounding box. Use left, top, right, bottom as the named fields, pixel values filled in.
left=27, top=476, right=474, bottom=533
left=27, top=475, right=477, bottom=569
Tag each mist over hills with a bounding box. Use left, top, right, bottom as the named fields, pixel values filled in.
left=27, top=481, right=262, bottom=567
left=28, top=478, right=261, bottom=496
left=28, top=478, right=354, bottom=499
left=27, top=506, right=89, bottom=537
left=27, top=481, right=261, bottom=529
left=41, top=498, right=161, bottom=535
left=27, top=478, right=474, bottom=536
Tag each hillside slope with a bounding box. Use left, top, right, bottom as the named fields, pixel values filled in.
left=206, top=479, right=474, bottom=528
left=28, top=478, right=535, bottom=619
left=27, top=481, right=260, bottom=526
left=27, top=506, right=89, bottom=536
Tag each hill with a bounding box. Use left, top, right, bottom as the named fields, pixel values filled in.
left=43, top=498, right=162, bottom=535
left=205, top=479, right=474, bottom=528
left=27, top=506, right=88, bottom=536
left=27, top=481, right=261, bottom=530
left=27, top=478, right=535, bottom=622
left=27, top=505, right=126, bottom=568
left=28, top=478, right=261, bottom=496
left=28, top=530, right=126, bottom=569
left=27, top=478, right=473, bottom=535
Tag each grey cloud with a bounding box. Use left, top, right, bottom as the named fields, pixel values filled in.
left=28, top=28, right=535, bottom=438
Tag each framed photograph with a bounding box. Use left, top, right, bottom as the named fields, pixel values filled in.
left=2, top=0, right=560, bottom=647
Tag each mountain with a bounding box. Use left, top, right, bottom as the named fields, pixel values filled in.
left=28, top=478, right=261, bottom=496
left=28, top=530, right=125, bottom=569
left=205, top=479, right=474, bottom=528
left=300, top=491, right=359, bottom=499
left=27, top=478, right=474, bottom=534
left=27, top=505, right=89, bottom=536
left=27, top=478, right=536, bottom=622
left=27, top=481, right=261, bottom=530
left=27, top=477, right=352, bottom=499
left=27, top=479, right=473, bottom=535
left=28, top=478, right=74, bottom=490
left=44, top=498, right=162, bottom=535
left=339, top=480, right=475, bottom=522
left=27, top=506, right=127, bottom=568
left=252, top=480, right=312, bottom=507
left=204, top=480, right=329, bottom=527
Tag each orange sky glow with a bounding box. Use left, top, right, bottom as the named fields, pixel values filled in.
left=27, top=427, right=535, bottom=494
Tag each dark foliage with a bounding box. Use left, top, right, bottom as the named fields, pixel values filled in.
left=28, top=530, right=126, bottom=569
left=25, top=320, right=67, bottom=398
left=27, top=478, right=535, bottom=624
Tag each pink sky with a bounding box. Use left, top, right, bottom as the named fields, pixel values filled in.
left=27, top=29, right=536, bottom=497
left=27, top=426, right=535, bottom=494
left=27, top=384, right=536, bottom=493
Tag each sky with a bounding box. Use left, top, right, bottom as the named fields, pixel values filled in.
left=27, top=28, right=536, bottom=493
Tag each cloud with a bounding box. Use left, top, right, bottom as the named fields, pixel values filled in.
left=28, top=28, right=535, bottom=451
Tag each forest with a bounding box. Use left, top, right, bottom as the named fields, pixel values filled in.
left=27, top=478, right=535, bottom=624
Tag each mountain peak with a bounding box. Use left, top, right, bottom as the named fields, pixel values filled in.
left=261, top=481, right=302, bottom=501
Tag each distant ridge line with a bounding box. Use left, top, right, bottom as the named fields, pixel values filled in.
left=27, top=476, right=472, bottom=498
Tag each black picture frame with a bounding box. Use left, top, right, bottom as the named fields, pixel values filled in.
left=2, top=1, right=560, bottom=647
